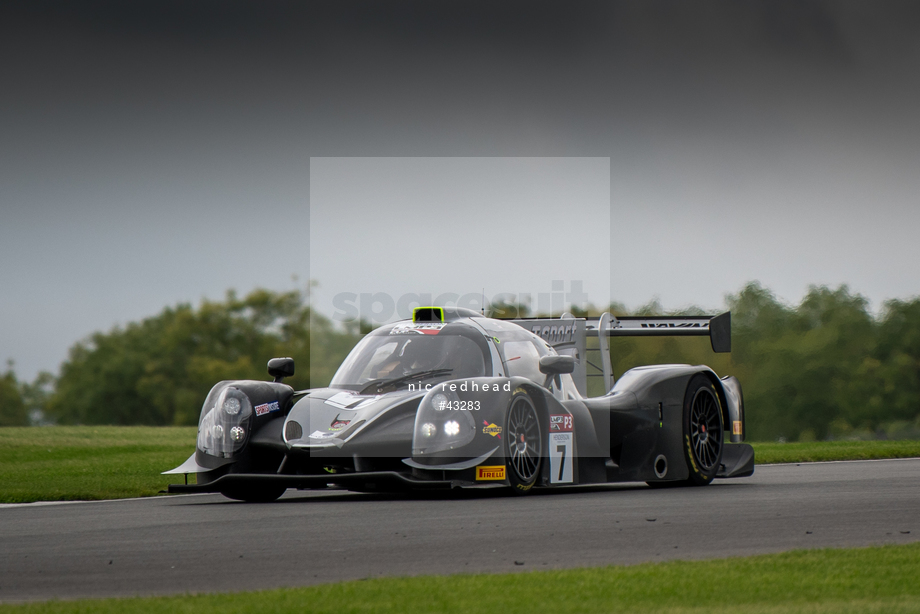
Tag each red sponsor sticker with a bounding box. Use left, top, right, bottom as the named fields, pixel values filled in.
left=549, top=414, right=573, bottom=432
left=255, top=401, right=280, bottom=416
left=389, top=323, right=444, bottom=335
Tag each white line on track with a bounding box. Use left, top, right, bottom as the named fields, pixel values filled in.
left=2, top=457, right=918, bottom=509
left=0, top=492, right=212, bottom=509
left=759, top=456, right=920, bottom=467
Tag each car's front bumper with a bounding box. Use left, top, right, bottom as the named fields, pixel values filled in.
left=166, top=470, right=459, bottom=494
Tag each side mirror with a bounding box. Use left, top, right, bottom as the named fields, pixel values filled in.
left=539, top=355, right=576, bottom=375
left=267, top=357, right=295, bottom=383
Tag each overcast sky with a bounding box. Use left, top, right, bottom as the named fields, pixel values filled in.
left=2, top=1, right=920, bottom=381
left=310, top=157, right=611, bottom=323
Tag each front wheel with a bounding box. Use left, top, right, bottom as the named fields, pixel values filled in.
left=682, top=374, right=724, bottom=486
left=505, top=390, right=542, bottom=494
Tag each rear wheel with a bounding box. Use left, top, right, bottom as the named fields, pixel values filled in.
left=682, top=374, right=724, bottom=486
left=505, top=390, right=542, bottom=494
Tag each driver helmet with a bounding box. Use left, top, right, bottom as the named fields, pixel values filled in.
left=399, top=337, right=442, bottom=372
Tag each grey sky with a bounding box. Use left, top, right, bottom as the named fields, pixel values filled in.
left=310, top=157, right=610, bottom=322
left=2, top=1, right=920, bottom=381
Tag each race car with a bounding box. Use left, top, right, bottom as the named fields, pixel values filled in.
left=165, top=306, right=753, bottom=501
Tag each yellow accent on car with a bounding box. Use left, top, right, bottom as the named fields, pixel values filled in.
left=483, top=423, right=503, bottom=437
left=476, top=465, right=506, bottom=480
left=413, top=306, right=445, bottom=323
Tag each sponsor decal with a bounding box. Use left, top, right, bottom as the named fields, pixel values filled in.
left=476, top=465, right=506, bottom=481
left=389, top=323, right=445, bottom=336
left=324, top=391, right=381, bottom=410
left=550, top=432, right=574, bottom=483
left=640, top=321, right=706, bottom=329
left=254, top=401, right=281, bottom=416
left=549, top=414, right=574, bottom=432
left=482, top=421, right=502, bottom=438
left=531, top=324, right=577, bottom=344
left=330, top=414, right=351, bottom=431
left=309, top=430, right=338, bottom=439
left=732, top=421, right=742, bottom=436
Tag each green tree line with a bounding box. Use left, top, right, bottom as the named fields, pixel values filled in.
left=1, top=283, right=918, bottom=441
left=0, top=289, right=362, bottom=427
left=600, top=283, right=920, bottom=442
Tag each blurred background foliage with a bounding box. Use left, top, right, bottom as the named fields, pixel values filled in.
left=596, top=283, right=920, bottom=442
left=1, top=282, right=919, bottom=441
left=3, top=289, right=362, bottom=427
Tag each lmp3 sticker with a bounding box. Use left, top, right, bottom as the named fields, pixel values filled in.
left=732, top=421, right=743, bottom=435
left=549, top=432, right=573, bottom=484
left=549, top=414, right=573, bottom=432
left=476, top=465, right=506, bottom=480
left=254, top=401, right=281, bottom=416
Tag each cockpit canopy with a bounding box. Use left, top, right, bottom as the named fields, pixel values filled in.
left=329, top=323, right=492, bottom=390
left=328, top=316, right=573, bottom=394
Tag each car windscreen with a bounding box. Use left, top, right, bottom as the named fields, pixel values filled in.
left=494, top=330, right=553, bottom=385
left=330, top=326, right=491, bottom=390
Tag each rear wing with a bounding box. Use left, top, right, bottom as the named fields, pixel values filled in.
left=510, top=312, right=731, bottom=395
left=586, top=312, right=731, bottom=352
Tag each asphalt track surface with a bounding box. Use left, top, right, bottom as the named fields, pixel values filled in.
left=1, top=459, right=918, bottom=602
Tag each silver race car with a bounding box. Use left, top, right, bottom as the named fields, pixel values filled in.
left=166, top=306, right=752, bottom=501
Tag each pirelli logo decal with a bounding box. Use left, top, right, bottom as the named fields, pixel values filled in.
left=476, top=465, right=506, bottom=481
left=732, top=421, right=742, bottom=436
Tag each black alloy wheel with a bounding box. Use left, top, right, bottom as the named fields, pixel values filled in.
left=683, top=374, right=724, bottom=486
left=506, top=390, right=542, bottom=493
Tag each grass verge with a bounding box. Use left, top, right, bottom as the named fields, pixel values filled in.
left=1, top=427, right=919, bottom=503
left=752, top=439, right=920, bottom=464
left=0, top=426, right=195, bottom=503
left=1, top=544, right=919, bottom=613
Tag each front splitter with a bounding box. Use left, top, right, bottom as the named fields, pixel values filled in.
left=167, top=470, right=458, bottom=494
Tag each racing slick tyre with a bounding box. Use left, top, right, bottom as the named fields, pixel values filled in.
left=682, top=374, right=724, bottom=486
left=505, top=389, right=542, bottom=494
left=219, top=485, right=287, bottom=503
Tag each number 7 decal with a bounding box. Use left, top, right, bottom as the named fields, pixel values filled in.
left=549, top=432, right=573, bottom=484
left=556, top=444, right=567, bottom=481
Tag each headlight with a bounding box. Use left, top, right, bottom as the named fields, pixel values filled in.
left=197, top=385, right=254, bottom=458
left=223, top=397, right=241, bottom=416
left=431, top=393, right=450, bottom=411
left=412, top=389, right=476, bottom=455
